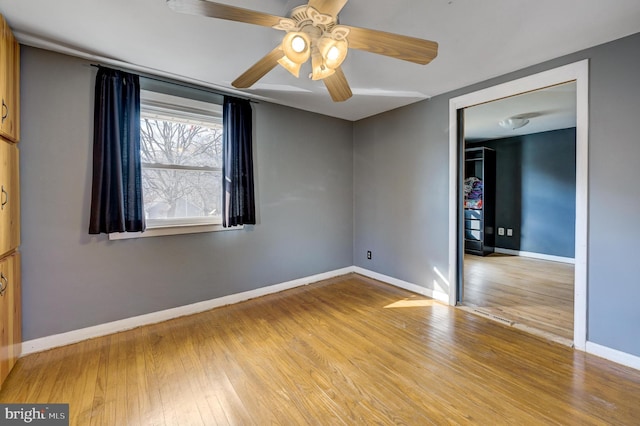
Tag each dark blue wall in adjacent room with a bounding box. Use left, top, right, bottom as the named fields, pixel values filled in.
left=468, top=128, right=576, bottom=258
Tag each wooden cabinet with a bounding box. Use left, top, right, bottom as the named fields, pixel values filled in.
left=0, top=139, right=19, bottom=257
left=0, top=252, right=20, bottom=385
left=0, top=12, right=20, bottom=390
left=0, top=14, right=20, bottom=142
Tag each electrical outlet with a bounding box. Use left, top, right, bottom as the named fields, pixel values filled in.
left=507, top=228, right=513, bottom=237
left=367, top=251, right=372, bottom=260
left=498, top=227, right=505, bottom=236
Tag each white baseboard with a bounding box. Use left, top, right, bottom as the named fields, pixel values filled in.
left=586, top=341, right=640, bottom=371
left=353, top=267, right=450, bottom=304
left=21, top=265, right=640, bottom=373
left=21, top=266, right=355, bottom=356
left=494, top=248, right=575, bottom=264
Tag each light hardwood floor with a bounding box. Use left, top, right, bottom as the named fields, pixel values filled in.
left=463, top=254, right=574, bottom=342
left=2, top=273, right=639, bottom=425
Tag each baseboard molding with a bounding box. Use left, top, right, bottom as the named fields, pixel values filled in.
left=21, top=265, right=640, bottom=373
left=353, top=267, right=450, bottom=304
left=21, top=266, right=355, bottom=356
left=21, top=266, right=447, bottom=356
left=494, top=248, right=575, bottom=264
left=586, top=341, right=640, bottom=371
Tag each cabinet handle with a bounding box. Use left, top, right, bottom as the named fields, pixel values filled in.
left=0, top=272, right=7, bottom=296
left=1, top=185, right=7, bottom=210
left=1, top=99, right=7, bottom=123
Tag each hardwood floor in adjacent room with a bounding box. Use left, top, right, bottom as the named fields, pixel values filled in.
left=463, top=254, right=574, bottom=342
left=3, top=273, right=639, bottom=425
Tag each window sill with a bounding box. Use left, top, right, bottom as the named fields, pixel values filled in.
left=108, top=222, right=242, bottom=240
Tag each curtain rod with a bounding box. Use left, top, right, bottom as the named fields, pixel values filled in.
left=89, top=63, right=258, bottom=104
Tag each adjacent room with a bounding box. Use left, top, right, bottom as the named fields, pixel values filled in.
left=461, top=83, right=577, bottom=343
left=1, top=0, right=640, bottom=423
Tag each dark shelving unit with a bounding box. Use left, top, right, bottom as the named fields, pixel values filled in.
left=464, top=147, right=496, bottom=256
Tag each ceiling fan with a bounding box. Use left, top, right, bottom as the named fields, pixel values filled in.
left=167, top=0, right=438, bottom=102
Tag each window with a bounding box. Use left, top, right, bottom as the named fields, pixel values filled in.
left=140, top=90, right=223, bottom=233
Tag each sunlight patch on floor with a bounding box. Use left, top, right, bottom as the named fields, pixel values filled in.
left=384, top=297, right=437, bottom=308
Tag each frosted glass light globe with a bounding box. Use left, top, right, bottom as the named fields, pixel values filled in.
left=291, top=35, right=307, bottom=53
left=327, top=46, right=340, bottom=61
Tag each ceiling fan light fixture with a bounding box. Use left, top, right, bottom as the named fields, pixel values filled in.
left=310, top=48, right=336, bottom=80
left=317, top=37, right=348, bottom=69
left=291, top=35, right=307, bottom=53
left=498, top=117, right=530, bottom=130
left=281, top=32, right=311, bottom=64
left=327, top=46, right=340, bottom=61
left=277, top=55, right=303, bottom=78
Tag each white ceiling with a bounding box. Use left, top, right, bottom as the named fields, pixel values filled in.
left=465, top=81, right=577, bottom=142
left=1, top=0, right=640, bottom=121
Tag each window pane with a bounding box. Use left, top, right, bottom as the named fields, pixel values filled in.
left=142, top=169, right=222, bottom=220
left=140, top=117, right=223, bottom=168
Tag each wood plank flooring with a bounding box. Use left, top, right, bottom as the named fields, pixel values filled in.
left=463, top=254, right=574, bottom=342
left=2, top=273, right=640, bottom=425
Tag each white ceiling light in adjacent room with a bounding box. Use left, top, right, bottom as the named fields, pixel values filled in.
left=498, top=116, right=530, bottom=130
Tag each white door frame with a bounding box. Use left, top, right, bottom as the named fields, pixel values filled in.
left=447, top=60, right=589, bottom=350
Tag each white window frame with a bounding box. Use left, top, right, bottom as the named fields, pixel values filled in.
left=109, top=90, right=237, bottom=240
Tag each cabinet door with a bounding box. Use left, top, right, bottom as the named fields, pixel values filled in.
left=0, top=252, right=21, bottom=387
left=0, top=15, right=19, bottom=143
left=4, top=253, right=20, bottom=376
left=0, top=254, right=12, bottom=385
left=10, top=253, right=20, bottom=370
left=0, top=140, right=19, bottom=257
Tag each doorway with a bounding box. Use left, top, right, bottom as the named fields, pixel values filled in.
left=447, top=60, right=589, bottom=350
left=460, top=83, right=577, bottom=343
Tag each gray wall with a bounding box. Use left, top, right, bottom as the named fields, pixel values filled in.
left=469, top=128, right=577, bottom=258
left=353, top=98, right=451, bottom=295
left=20, top=46, right=354, bottom=340
left=354, top=32, right=640, bottom=357
left=20, top=31, right=640, bottom=359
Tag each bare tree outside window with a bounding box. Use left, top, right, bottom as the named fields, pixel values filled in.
left=140, top=115, right=223, bottom=223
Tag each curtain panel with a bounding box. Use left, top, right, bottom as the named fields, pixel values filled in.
left=222, top=96, right=256, bottom=227
left=89, top=66, right=145, bottom=234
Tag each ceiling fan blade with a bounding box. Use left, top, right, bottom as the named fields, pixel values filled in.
left=323, top=67, right=352, bottom=102
left=308, top=0, right=349, bottom=17
left=232, top=46, right=284, bottom=88
left=167, top=0, right=283, bottom=28
left=345, top=26, right=438, bottom=65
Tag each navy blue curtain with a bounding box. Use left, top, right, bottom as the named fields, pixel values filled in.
left=222, top=96, right=255, bottom=227
left=89, top=66, right=145, bottom=234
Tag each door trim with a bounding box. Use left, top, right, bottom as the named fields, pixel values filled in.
left=447, top=60, right=589, bottom=350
